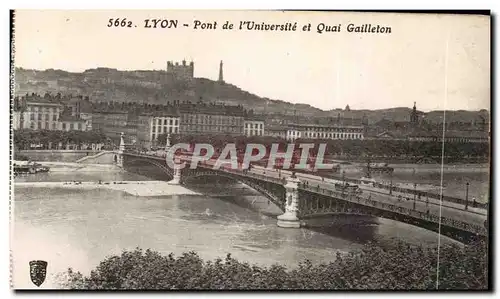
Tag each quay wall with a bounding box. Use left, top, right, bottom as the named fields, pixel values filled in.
left=76, top=151, right=117, bottom=164
left=16, top=150, right=102, bottom=163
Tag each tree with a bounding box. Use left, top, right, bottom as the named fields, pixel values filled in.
left=60, top=240, right=488, bottom=290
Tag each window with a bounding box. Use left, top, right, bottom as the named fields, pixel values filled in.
left=30, top=122, right=34, bottom=129
left=53, top=114, right=57, bottom=121
left=52, top=123, right=56, bottom=130
left=30, top=113, right=34, bottom=120
left=70, top=123, right=74, bottom=130
left=62, top=123, right=66, bottom=130
left=78, top=123, right=82, bottom=130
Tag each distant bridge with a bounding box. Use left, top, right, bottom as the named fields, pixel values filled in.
left=116, top=150, right=488, bottom=243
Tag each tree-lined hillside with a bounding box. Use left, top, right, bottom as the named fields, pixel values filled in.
left=15, top=67, right=489, bottom=124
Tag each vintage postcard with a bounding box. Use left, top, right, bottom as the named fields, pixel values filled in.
left=10, top=10, right=490, bottom=290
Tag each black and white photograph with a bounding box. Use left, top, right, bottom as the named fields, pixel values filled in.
left=9, top=9, right=490, bottom=290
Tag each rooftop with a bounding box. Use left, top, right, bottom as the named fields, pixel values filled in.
left=59, top=115, right=86, bottom=122
left=266, top=125, right=288, bottom=132
left=25, top=99, right=63, bottom=106
left=178, top=102, right=246, bottom=116
left=288, top=123, right=364, bottom=129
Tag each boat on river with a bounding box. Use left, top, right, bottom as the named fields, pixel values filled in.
left=13, top=160, right=50, bottom=175
left=359, top=176, right=377, bottom=186
left=364, top=162, right=394, bottom=174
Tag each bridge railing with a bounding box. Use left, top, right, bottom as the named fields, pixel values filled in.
left=298, top=182, right=487, bottom=236
left=217, top=166, right=285, bottom=185
left=122, top=153, right=284, bottom=184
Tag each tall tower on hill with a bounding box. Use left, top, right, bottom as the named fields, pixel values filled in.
left=218, top=60, right=224, bottom=83
left=410, top=101, right=419, bottom=127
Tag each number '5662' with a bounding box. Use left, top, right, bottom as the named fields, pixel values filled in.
left=107, top=18, right=133, bottom=28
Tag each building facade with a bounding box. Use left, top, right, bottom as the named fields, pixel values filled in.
left=91, top=111, right=129, bottom=131
left=179, top=103, right=245, bottom=136
left=265, top=125, right=287, bottom=139
left=286, top=123, right=365, bottom=141
left=408, top=130, right=489, bottom=143
left=58, top=115, right=88, bottom=131
left=79, top=113, right=93, bottom=130
left=150, top=115, right=181, bottom=143
left=286, top=128, right=302, bottom=141
left=244, top=119, right=265, bottom=136
left=13, top=94, right=95, bottom=132
left=13, top=111, right=22, bottom=130
left=17, top=99, right=63, bottom=130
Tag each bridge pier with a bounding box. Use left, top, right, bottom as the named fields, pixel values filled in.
left=117, top=132, right=125, bottom=168
left=277, top=176, right=301, bottom=228
left=167, top=155, right=182, bottom=185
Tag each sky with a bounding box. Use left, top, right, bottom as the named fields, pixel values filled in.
left=13, top=10, right=490, bottom=112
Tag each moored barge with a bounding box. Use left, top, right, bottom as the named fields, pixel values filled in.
left=13, top=160, right=50, bottom=175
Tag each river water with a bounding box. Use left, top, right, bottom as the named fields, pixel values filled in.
left=362, top=164, right=490, bottom=203
left=13, top=167, right=482, bottom=289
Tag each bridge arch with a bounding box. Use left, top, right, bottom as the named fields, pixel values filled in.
left=124, top=157, right=173, bottom=178
left=183, top=170, right=285, bottom=211
left=300, top=208, right=480, bottom=243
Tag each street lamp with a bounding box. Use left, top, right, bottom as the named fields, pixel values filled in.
left=413, top=183, right=417, bottom=210
left=465, top=182, right=469, bottom=210
left=389, top=172, right=393, bottom=196
left=342, top=170, right=346, bottom=197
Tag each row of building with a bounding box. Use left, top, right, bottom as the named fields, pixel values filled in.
left=12, top=94, right=367, bottom=148
left=12, top=95, right=93, bottom=132
left=13, top=94, right=488, bottom=149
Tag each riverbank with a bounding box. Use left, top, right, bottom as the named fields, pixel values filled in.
left=31, top=161, right=122, bottom=173
left=339, top=163, right=489, bottom=174
left=14, top=180, right=200, bottom=197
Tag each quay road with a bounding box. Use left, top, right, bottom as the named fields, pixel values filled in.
left=245, top=165, right=487, bottom=228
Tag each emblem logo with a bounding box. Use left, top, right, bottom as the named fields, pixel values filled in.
left=29, top=260, right=48, bottom=287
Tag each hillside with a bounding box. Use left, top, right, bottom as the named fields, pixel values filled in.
left=14, top=67, right=489, bottom=124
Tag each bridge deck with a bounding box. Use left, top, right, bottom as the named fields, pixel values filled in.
left=122, top=152, right=487, bottom=236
